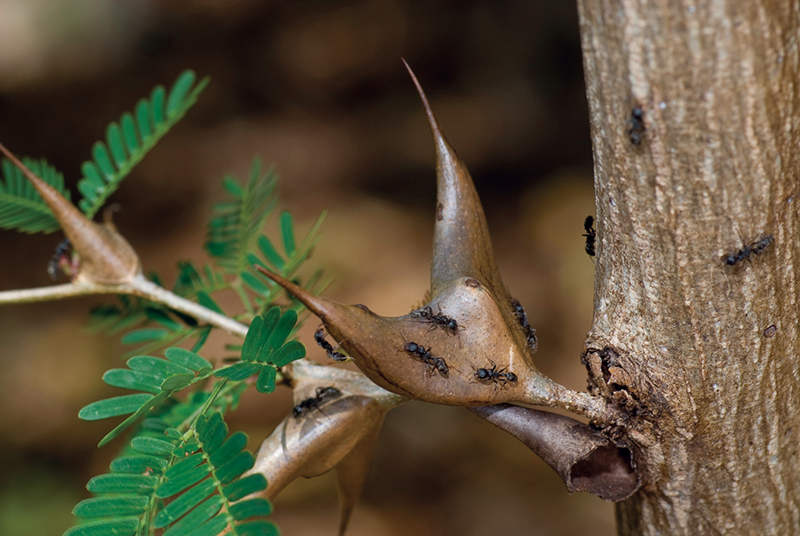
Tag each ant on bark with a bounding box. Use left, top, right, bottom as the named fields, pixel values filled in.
left=314, top=325, right=348, bottom=361
left=627, top=105, right=645, bottom=145
left=723, top=234, right=773, bottom=266
left=403, top=341, right=449, bottom=377
left=410, top=305, right=460, bottom=336
left=474, top=359, right=517, bottom=387
left=582, top=216, right=596, bottom=257
left=292, top=386, right=342, bottom=419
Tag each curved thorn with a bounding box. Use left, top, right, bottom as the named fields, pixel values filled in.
left=402, top=63, right=510, bottom=304
left=402, top=58, right=444, bottom=142
left=335, top=415, right=384, bottom=536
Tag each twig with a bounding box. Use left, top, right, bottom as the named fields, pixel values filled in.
left=127, top=276, right=248, bottom=337
left=0, top=274, right=248, bottom=338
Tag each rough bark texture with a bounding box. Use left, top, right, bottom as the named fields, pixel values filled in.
left=576, top=1, right=800, bottom=534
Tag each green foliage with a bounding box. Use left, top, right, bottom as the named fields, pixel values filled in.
left=204, top=160, right=329, bottom=317
left=206, top=159, right=278, bottom=275
left=172, top=262, right=229, bottom=302
left=67, top=413, right=275, bottom=536
left=215, top=307, right=306, bottom=394
left=14, top=70, right=330, bottom=536
left=0, top=157, right=71, bottom=234
left=89, top=293, right=212, bottom=358
left=73, top=306, right=306, bottom=532
left=243, top=213, right=327, bottom=316
left=78, top=70, right=209, bottom=219
left=0, top=71, right=206, bottom=237
left=79, top=348, right=214, bottom=446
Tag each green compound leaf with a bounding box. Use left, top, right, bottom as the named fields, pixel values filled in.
left=0, top=156, right=71, bottom=234
left=122, top=328, right=170, bottom=344
left=208, top=432, right=247, bottom=468
left=196, top=412, right=228, bottom=454
left=240, top=270, right=269, bottom=294
left=240, top=307, right=305, bottom=369
left=214, top=451, right=255, bottom=485
left=131, top=437, right=178, bottom=458
left=162, top=495, right=224, bottom=536
left=167, top=71, right=197, bottom=115
left=233, top=520, right=280, bottom=536
left=165, top=347, right=213, bottom=372
left=173, top=261, right=228, bottom=298
left=142, top=413, right=273, bottom=536
left=86, top=474, right=159, bottom=495
left=83, top=346, right=214, bottom=446
left=102, top=369, right=163, bottom=394
left=72, top=496, right=149, bottom=518
left=214, top=362, right=262, bottom=381
left=229, top=498, right=273, bottom=521
left=156, top=464, right=211, bottom=499
left=279, top=211, right=296, bottom=256
left=69, top=388, right=272, bottom=536
left=271, top=340, right=305, bottom=367
left=97, top=392, right=170, bottom=447
left=245, top=211, right=327, bottom=316
left=241, top=314, right=266, bottom=363
left=110, top=455, right=168, bottom=475
left=63, top=517, right=139, bottom=536
left=263, top=309, right=297, bottom=359
left=255, top=236, right=285, bottom=271
left=205, top=158, right=278, bottom=275
left=77, top=70, right=209, bottom=219
left=160, top=372, right=197, bottom=391
left=188, top=514, right=230, bottom=536
left=197, top=291, right=225, bottom=314
left=222, top=474, right=267, bottom=502
left=79, top=393, right=155, bottom=421
left=154, top=479, right=216, bottom=528
left=127, top=355, right=192, bottom=380
left=256, top=366, right=276, bottom=394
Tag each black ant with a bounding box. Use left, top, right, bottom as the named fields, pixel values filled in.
left=583, top=216, right=596, bottom=257
left=723, top=234, right=773, bottom=266
left=627, top=106, right=645, bottom=145
left=410, top=305, right=459, bottom=336
left=48, top=238, right=73, bottom=280
left=510, top=298, right=537, bottom=351
left=475, top=360, right=517, bottom=387
left=314, top=326, right=348, bottom=362
left=403, top=341, right=449, bottom=377
left=292, top=386, right=342, bottom=419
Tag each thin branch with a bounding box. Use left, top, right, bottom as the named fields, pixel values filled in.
left=127, top=276, right=248, bottom=337
left=0, top=274, right=248, bottom=338
left=0, top=280, right=125, bottom=303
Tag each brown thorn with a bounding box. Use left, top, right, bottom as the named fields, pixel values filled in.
left=255, top=265, right=338, bottom=323
left=402, top=59, right=443, bottom=139
left=0, top=141, right=140, bottom=284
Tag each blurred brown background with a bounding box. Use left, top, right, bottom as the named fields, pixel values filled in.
left=0, top=1, right=607, bottom=535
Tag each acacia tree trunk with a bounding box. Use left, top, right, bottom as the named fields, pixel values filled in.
left=575, top=2, right=800, bottom=534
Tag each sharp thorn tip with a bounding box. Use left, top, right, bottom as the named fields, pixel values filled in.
left=403, top=61, right=441, bottom=136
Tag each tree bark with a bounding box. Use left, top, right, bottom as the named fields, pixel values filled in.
left=576, top=1, right=800, bottom=534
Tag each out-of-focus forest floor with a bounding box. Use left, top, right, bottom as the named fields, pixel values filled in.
left=0, top=1, right=612, bottom=534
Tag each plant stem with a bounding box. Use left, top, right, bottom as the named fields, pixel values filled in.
left=129, top=276, right=248, bottom=337
left=0, top=274, right=249, bottom=338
